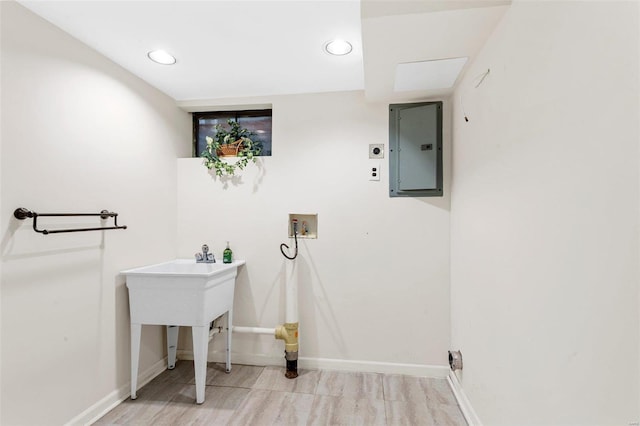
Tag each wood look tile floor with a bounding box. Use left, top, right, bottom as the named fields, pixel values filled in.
left=94, top=361, right=466, bottom=426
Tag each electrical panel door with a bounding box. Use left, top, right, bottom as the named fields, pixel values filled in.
left=389, top=101, right=443, bottom=197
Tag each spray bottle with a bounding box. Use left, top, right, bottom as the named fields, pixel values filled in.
left=223, top=241, right=233, bottom=264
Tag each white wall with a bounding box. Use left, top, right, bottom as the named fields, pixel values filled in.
left=0, top=3, right=3, bottom=421
left=451, top=1, right=639, bottom=424
left=177, top=91, right=452, bottom=372
left=0, top=3, right=191, bottom=425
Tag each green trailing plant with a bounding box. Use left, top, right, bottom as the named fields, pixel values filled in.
left=201, top=119, right=262, bottom=176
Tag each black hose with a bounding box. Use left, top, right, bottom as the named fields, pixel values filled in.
left=280, top=228, right=298, bottom=260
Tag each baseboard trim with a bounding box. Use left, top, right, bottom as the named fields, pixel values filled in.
left=65, top=357, right=168, bottom=426
left=177, top=349, right=449, bottom=378
left=447, top=370, right=482, bottom=426
left=299, top=357, right=449, bottom=377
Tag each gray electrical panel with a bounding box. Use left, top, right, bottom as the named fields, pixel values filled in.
left=389, top=101, right=443, bottom=197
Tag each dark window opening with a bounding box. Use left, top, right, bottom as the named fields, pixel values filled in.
left=193, top=109, right=272, bottom=157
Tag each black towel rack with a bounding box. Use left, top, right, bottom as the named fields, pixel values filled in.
left=13, top=207, right=127, bottom=235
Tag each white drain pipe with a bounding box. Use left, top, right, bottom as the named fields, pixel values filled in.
left=226, top=258, right=299, bottom=378
left=233, top=326, right=275, bottom=335
left=208, top=325, right=222, bottom=341
left=285, top=259, right=298, bottom=324
left=278, top=258, right=299, bottom=378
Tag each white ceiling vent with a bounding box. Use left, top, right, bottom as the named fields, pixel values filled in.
left=394, top=57, right=468, bottom=92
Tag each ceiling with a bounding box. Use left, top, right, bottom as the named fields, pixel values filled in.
left=362, top=1, right=510, bottom=101
left=18, top=0, right=510, bottom=103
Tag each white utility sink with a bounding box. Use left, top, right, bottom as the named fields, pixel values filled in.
left=122, top=259, right=245, bottom=404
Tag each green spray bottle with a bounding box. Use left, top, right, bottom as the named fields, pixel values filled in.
left=223, top=241, right=233, bottom=264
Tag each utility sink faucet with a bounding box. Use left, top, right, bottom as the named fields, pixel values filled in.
left=195, top=244, right=215, bottom=263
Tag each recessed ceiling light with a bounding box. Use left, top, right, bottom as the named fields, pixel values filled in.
left=147, top=50, right=176, bottom=65
left=324, top=39, right=352, bottom=56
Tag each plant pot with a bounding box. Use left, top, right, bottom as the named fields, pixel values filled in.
left=216, top=140, right=244, bottom=157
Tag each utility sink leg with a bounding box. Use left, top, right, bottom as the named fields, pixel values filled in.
left=192, top=325, right=209, bottom=404
left=167, top=325, right=179, bottom=369
left=226, top=309, right=233, bottom=373
left=130, top=323, right=142, bottom=400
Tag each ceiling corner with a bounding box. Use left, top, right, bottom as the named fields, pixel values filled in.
left=361, top=2, right=511, bottom=102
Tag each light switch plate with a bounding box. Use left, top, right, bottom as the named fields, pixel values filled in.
left=369, top=161, right=381, bottom=181
left=369, top=144, right=384, bottom=159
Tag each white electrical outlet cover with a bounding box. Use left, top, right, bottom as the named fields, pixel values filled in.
left=369, top=161, right=381, bottom=181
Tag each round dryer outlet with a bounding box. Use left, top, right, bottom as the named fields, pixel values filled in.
left=369, top=144, right=384, bottom=159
